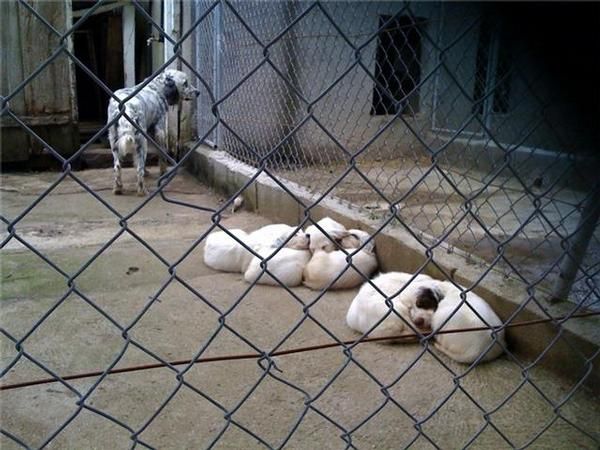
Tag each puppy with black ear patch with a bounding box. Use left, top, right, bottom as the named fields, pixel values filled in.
left=107, top=69, right=200, bottom=196
left=346, top=272, right=436, bottom=339
left=346, top=273, right=506, bottom=363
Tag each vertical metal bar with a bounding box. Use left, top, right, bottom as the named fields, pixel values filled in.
left=164, top=0, right=181, bottom=68
left=430, top=1, right=445, bottom=131
left=213, top=0, right=222, bottom=148
left=194, top=1, right=202, bottom=144
left=163, top=0, right=173, bottom=63
left=163, top=0, right=182, bottom=155
left=151, top=0, right=164, bottom=71
left=551, top=188, right=600, bottom=302
left=64, top=0, right=78, bottom=124
left=482, top=24, right=499, bottom=131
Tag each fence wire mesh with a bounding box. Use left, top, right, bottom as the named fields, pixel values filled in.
left=1, top=0, right=600, bottom=449
left=200, top=1, right=600, bottom=310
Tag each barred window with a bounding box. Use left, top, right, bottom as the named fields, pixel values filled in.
left=472, top=19, right=512, bottom=116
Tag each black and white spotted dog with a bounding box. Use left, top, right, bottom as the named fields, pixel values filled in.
left=107, top=69, right=200, bottom=195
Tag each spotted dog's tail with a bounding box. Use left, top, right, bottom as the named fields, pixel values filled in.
left=117, top=135, right=135, bottom=160
left=116, top=109, right=137, bottom=159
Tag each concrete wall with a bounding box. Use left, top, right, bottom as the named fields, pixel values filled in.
left=192, top=1, right=441, bottom=165
left=192, top=1, right=598, bottom=171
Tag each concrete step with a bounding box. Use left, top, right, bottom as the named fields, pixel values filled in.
left=75, top=145, right=161, bottom=170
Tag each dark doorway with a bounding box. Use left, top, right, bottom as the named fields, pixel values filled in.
left=72, top=3, right=152, bottom=143
left=73, top=12, right=123, bottom=124
left=371, top=15, right=424, bottom=116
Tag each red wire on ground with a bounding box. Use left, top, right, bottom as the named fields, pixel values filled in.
left=1, top=310, right=598, bottom=391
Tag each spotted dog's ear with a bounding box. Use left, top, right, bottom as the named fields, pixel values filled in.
left=163, top=76, right=180, bottom=105
left=415, top=286, right=443, bottom=310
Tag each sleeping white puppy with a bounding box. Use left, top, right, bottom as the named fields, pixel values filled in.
left=429, top=281, right=505, bottom=364
left=303, top=229, right=378, bottom=290
left=244, top=246, right=311, bottom=287
left=243, top=225, right=311, bottom=287
left=203, top=229, right=254, bottom=273
left=203, top=224, right=309, bottom=275
left=346, top=272, right=436, bottom=338
left=247, top=224, right=303, bottom=249
left=346, top=272, right=506, bottom=363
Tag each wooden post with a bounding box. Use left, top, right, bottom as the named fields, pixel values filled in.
left=179, top=0, right=194, bottom=144
left=151, top=0, right=164, bottom=71
left=163, top=0, right=181, bottom=156
left=122, top=4, right=135, bottom=87
left=163, top=0, right=180, bottom=68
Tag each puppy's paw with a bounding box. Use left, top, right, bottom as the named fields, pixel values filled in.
left=136, top=188, right=148, bottom=197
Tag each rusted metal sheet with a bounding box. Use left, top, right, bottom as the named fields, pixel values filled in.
left=1, top=0, right=78, bottom=163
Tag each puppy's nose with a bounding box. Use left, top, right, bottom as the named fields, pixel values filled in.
left=194, top=89, right=200, bottom=97
left=305, top=234, right=310, bottom=240
left=414, top=318, right=425, bottom=329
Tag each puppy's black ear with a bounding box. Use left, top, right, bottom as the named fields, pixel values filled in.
left=416, top=287, right=442, bottom=310
left=163, top=76, right=180, bottom=105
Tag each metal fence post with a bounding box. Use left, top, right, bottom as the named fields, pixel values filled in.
left=551, top=187, right=600, bottom=303
left=213, top=0, right=222, bottom=148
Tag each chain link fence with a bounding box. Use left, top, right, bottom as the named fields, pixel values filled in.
left=198, top=0, right=600, bottom=310
left=2, top=0, right=600, bottom=448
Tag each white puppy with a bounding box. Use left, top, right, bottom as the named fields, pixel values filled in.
left=203, top=224, right=309, bottom=275
left=303, top=229, right=378, bottom=290
left=429, top=281, right=505, bottom=364
left=243, top=224, right=311, bottom=287
left=346, top=272, right=436, bottom=338
left=203, top=229, right=253, bottom=273
left=346, top=272, right=506, bottom=364
left=244, top=246, right=311, bottom=287
left=247, top=224, right=303, bottom=249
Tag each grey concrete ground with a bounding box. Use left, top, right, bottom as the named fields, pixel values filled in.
left=1, top=167, right=600, bottom=449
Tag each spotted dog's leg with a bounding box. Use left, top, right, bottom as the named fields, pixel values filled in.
left=108, top=125, right=123, bottom=195
left=135, top=137, right=148, bottom=196
left=154, top=126, right=168, bottom=176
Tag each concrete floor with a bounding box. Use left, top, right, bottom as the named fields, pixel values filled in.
left=1, top=167, right=600, bottom=449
